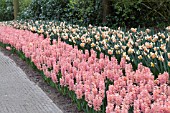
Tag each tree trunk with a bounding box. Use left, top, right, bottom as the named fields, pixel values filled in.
left=102, top=0, right=110, bottom=23
left=13, top=0, right=19, bottom=19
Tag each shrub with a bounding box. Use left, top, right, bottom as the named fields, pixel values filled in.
left=105, top=0, right=170, bottom=28
left=0, top=0, right=14, bottom=21
left=18, top=0, right=69, bottom=20
left=18, top=0, right=170, bottom=28
left=19, top=0, right=32, bottom=13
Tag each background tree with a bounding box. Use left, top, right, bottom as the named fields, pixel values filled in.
left=102, top=0, right=111, bottom=23
left=13, top=0, right=19, bottom=19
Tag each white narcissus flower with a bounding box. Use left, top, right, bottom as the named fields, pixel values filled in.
left=158, top=55, right=164, bottom=62
left=53, top=29, right=57, bottom=34
left=152, top=35, right=158, bottom=42
left=92, top=27, right=96, bottom=32
left=71, top=35, right=74, bottom=40
left=92, top=31, right=96, bottom=34
left=143, top=52, right=147, bottom=56
left=68, top=26, right=73, bottom=30
left=35, top=21, right=39, bottom=25
left=108, top=49, right=113, bottom=55
left=136, top=50, right=140, bottom=55
left=150, top=52, right=156, bottom=59
left=146, top=48, right=150, bottom=53
left=145, top=29, right=151, bottom=33
left=104, top=44, right=108, bottom=49
left=147, top=55, right=151, bottom=59
left=160, top=44, right=166, bottom=52
left=139, top=46, right=142, bottom=50
left=107, top=35, right=111, bottom=40
left=119, top=42, right=123, bottom=46
left=121, top=46, right=126, bottom=50
left=160, top=33, right=165, bottom=39
left=69, top=38, right=72, bottom=42
left=136, top=39, right=141, bottom=43
left=76, top=35, right=80, bottom=39
left=116, top=50, right=120, bottom=54
left=49, top=22, right=52, bottom=25
left=103, top=26, right=108, bottom=30
left=151, top=62, right=155, bottom=67
left=111, top=37, right=117, bottom=43
left=81, top=36, right=86, bottom=43
left=154, top=47, right=159, bottom=51
left=63, top=35, right=68, bottom=40
left=95, top=35, right=100, bottom=41
left=146, top=35, right=152, bottom=41
left=39, top=29, right=44, bottom=33
left=128, top=48, right=134, bottom=54
left=168, top=53, right=170, bottom=59
left=131, top=28, right=137, bottom=33
left=159, top=51, right=163, bottom=56
left=166, top=38, right=169, bottom=42
left=111, top=35, right=116, bottom=39
left=135, top=42, right=138, bottom=46
left=73, top=40, right=76, bottom=44
left=117, top=33, right=122, bottom=39
left=168, top=62, right=170, bottom=67
left=30, top=26, right=36, bottom=31
left=96, top=46, right=101, bottom=52
left=102, top=32, right=106, bottom=39
left=89, top=24, right=93, bottom=28
left=159, top=39, right=163, bottom=42
left=80, top=43, right=85, bottom=48
left=120, top=38, right=125, bottom=42
left=122, top=52, right=126, bottom=58
left=166, top=26, right=170, bottom=32
left=45, top=31, right=49, bottom=36
left=124, top=36, right=129, bottom=41
left=129, top=38, right=134, bottom=45
left=91, top=43, right=96, bottom=48
left=138, top=55, right=143, bottom=60
left=101, top=40, right=106, bottom=45
left=127, top=42, right=132, bottom=48
left=145, top=42, right=152, bottom=49
left=86, top=38, right=92, bottom=43
left=57, top=33, right=60, bottom=36
left=126, top=55, right=130, bottom=61
left=120, top=49, right=123, bottom=53
left=114, top=44, right=119, bottom=50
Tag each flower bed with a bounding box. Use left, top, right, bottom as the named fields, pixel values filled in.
left=0, top=25, right=170, bottom=113
left=3, top=20, right=170, bottom=76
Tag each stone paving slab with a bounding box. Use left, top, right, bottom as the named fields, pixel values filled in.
left=0, top=51, right=63, bottom=113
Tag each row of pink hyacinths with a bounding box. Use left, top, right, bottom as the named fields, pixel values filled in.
left=106, top=62, right=170, bottom=113
left=0, top=25, right=170, bottom=113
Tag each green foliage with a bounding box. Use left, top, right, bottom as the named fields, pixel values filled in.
left=19, top=0, right=32, bottom=13
left=62, top=0, right=102, bottom=26
left=18, top=0, right=170, bottom=28
left=105, top=0, right=170, bottom=28
left=0, top=0, right=14, bottom=21
left=111, top=0, right=142, bottom=27
left=139, top=0, right=170, bottom=28
left=18, top=0, right=102, bottom=26
left=19, top=0, right=69, bottom=20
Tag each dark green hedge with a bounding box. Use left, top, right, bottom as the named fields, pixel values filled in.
left=0, top=0, right=14, bottom=21
left=18, top=0, right=170, bottom=28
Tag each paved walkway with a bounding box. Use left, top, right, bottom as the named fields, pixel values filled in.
left=0, top=51, right=63, bottom=113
